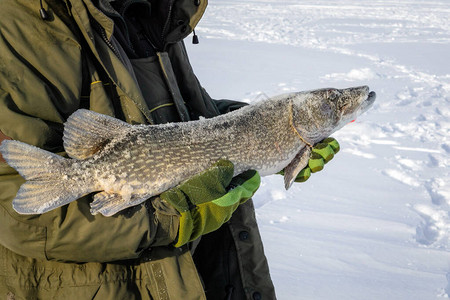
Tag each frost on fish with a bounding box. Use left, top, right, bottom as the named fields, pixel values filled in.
left=0, top=140, right=90, bottom=214
left=0, top=86, right=375, bottom=216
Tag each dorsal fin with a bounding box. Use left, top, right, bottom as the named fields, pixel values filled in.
left=63, top=109, right=132, bottom=159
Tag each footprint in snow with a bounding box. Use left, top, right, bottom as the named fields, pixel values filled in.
left=383, top=169, right=420, bottom=187
left=442, top=144, right=450, bottom=154
left=413, top=204, right=450, bottom=247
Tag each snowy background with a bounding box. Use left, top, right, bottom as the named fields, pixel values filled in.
left=185, top=1, right=450, bottom=299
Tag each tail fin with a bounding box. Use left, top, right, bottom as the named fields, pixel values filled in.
left=0, top=140, right=89, bottom=214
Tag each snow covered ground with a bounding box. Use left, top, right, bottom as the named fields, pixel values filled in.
left=185, top=1, right=450, bottom=299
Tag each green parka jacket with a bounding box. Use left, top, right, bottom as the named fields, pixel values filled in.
left=0, top=0, right=276, bottom=299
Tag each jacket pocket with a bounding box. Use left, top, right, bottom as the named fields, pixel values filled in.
left=130, top=56, right=181, bottom=124
left=0, top=244, right=103, bottom=300
left=89, top=80, right=116, bottom=117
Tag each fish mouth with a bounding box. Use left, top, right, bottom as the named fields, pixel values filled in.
left=360, top=90, right=376, bottom=113
left=368, top=90, right=376, bottom=103
left=339, top=86, right=376, bottom=123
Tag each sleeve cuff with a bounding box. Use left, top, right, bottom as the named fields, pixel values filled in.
left=151, top=197, right=181, bottom=247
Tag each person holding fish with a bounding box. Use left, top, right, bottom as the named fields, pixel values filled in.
left=0, top=0, right=344, bottom=299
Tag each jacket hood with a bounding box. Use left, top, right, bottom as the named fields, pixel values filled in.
left=79, top=0, right=207, bottom=47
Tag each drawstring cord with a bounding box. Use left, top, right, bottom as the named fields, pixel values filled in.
left=192, top=30, right=199, bottom=44
left=39, top=0, right=50, bottom=20
left=224, top=285, right=234, bottom=300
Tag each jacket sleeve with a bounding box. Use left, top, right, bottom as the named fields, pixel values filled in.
left=0, top=5, right=178, bottom=263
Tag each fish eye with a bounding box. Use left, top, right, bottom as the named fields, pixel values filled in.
left=321, top=102, right=332, bottom=114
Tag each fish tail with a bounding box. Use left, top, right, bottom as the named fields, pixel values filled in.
left=0, top=140, right=87, bottom=214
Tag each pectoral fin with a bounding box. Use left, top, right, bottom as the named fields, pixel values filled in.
left=283, top=147, right=312, bottom=190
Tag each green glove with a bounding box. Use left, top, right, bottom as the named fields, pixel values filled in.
left=160, top=160, right=260, bottom=247
left=295, top=137, right=340, bottom=182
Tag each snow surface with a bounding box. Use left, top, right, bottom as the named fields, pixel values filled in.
left=185, top=1, right=450, bottom=299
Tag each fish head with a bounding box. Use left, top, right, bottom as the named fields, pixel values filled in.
left=292, top=86, right=376, bottom=143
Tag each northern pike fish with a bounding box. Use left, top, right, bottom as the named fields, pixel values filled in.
left=0, top=86, right=376, bottom=216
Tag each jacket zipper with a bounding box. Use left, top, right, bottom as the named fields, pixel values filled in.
left=160, top=0, right=175, bottom=51
left=92, top=20, right=122, bottom=59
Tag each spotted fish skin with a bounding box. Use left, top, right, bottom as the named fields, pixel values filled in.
left=0, top=86, right=376, bottom=216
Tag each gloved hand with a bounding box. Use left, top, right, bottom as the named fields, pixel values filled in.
left=160, top=160, right=260, bottom=247
left=294, top=137, right=340, bottom=182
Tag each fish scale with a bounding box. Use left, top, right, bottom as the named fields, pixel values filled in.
left=0, top=86, right=375, bottom=216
